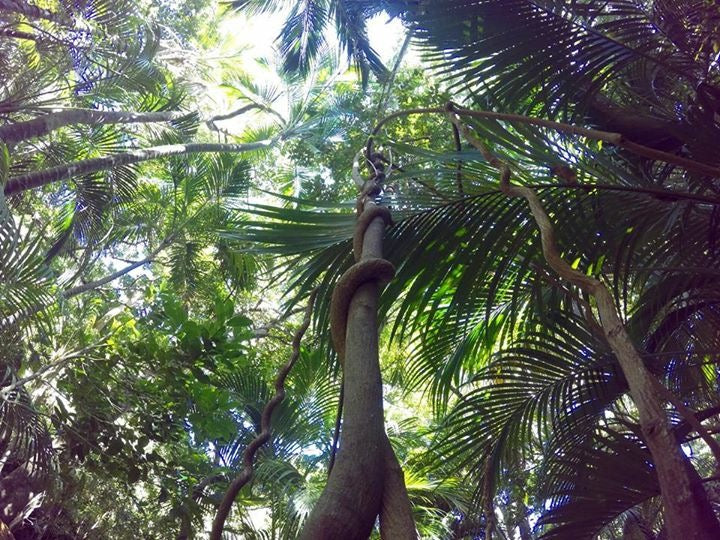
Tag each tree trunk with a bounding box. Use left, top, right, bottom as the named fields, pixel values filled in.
left=594, top=288, right=720, bottom=540
left=379, top=436, right=416, bottom=538
left=299, top=275, right=386, bottom=538
left=299, top=184, right=416, bottom=538
left=0, top=109, right=188, bottom=146
left=4, top=140, right=274, bottom=196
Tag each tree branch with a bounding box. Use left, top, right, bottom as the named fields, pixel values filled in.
left=0, top=235, right=174, bottom=329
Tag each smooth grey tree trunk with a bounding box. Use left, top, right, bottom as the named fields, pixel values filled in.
left=4, top=140, right=273, bottom=196
left=0, top=109, right=188, bottom=146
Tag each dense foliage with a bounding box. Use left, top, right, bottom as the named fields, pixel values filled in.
left=2, top=1, right=720, bottom=539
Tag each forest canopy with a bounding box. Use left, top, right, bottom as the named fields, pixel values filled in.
left=2, top=1, right=720, bottom=539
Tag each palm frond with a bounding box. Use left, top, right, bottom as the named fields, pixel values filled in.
left=397, top=0, right=705, bottom=115
left=278, top=1, right=331, bottom=77
left=536, top=427, right=659, bottom=539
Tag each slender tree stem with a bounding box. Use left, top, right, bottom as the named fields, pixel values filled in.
left=210, top=289, right=317, bottom=540
left=4, top=140, right=275, bottom=195
left=375, top=30, right=413, bottom=119
left=3, top=110, right=178, bottom=143
left=0, top=109, right=190, bottom=146
left=61, top=248, right=164, bottom=299
left=0, top=341, right=106, bottom=398
left=451, top=122, right=464, bottom=196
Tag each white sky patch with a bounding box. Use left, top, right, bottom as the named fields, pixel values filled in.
left=207, top=11, right=416, bottom=144
left=367, top=14, right=419, bottom=66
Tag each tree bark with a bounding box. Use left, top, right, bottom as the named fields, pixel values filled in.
left=594, top=287, right=720, bottom=539
left=379, top=436, right=416, bottom=538
left=300, top=277, right=386, bottom=538
left=299, top=263, right=386, bottom=538
left=3, top=141, right=273, bottom=196
left=448, top=110, right=720, bottom=540
left=0, top=109, right=188, bottom=146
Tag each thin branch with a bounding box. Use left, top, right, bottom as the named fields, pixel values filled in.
left=252, top=306, right=306, bottom=338
left=527, top=181, right=720, bottom=206
left=207, top=104, right=261, bottom=124
left=210, top=288, right=318, bottom=540
left=0, top=198, right=212, bottom=329
left=0, top=340, right=106, bottom=398
left=375, top=29, right=413, bottom=119
left=0, top=238, right=171, bottom=329
left=0, top=27, right=42, bottom=41
left=60, top=244, right=167, bottom=299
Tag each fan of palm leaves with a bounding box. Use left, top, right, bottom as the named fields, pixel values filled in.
left=393, top=1, right=717, bottom=114
left=0, top=213, right=53, bottom=328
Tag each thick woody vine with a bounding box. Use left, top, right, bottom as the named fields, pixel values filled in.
left=209, top=289, right=317, bottom=540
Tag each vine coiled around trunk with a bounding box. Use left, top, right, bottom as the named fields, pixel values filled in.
left=330, top=204, right=394, bottom=364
